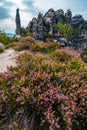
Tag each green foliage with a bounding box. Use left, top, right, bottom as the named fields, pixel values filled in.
left=31, top=42, right=60, bottom=53
left=20, top=36, right=35, bottom=44
left=81, top=49, right=87, bottom=63
left=0, top=30, right=15, bottom=49
left=14, top=36, right=35, bottom=51
left=50, top=50, right=72, bottom=63
left=54, top=22, right=73, bottom=37
left=0, top=31, right=13, bottom=45
left=27, top=32, right=33, bottom=36
left=5, top=42, right=17, bottom=49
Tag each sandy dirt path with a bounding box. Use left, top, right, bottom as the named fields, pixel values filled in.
left=0, top=48, right=18, bottom=73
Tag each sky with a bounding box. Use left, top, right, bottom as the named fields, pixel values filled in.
left=0, top=0, right=87, bottom=33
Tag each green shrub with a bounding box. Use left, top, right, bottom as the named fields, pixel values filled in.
left=0, top=48, right=87, bottom=130
left=50, top=50, right=72, bottom=63
left=54, top=22, right=73, bottom=37
left=20, top=36, right=35, bottom=44
left=31, top=42, right=60, bottom=53
left=81, top=49, right=87, bottom=63
left=30, top=42, right=44, bottom=52
left=0, top=33, right=13, bottom=45
left=14, top=36, right=35, bottom=51
left=5, top=42, right=16, bottom=49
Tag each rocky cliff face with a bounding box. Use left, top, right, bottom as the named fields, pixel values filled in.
left=27, top=9, right=87, bottom=50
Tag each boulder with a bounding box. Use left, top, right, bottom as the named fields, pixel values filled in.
left=15, top=35, right=21, bottom=39
left=0, top=42, right=5, bottom=51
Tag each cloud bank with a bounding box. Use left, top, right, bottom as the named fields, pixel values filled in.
left=0, top=0, right=87, bottom=33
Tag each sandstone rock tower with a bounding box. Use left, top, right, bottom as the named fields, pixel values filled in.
left=15, top=9, right=21, bottom=35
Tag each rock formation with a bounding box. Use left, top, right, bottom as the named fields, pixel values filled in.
left=15, top=9, right=21, bottom=35
left=55, top=9, right=64, bottom=23
left=65, top=9, right=72, bottom=25
left=71, top=15, right=84, bottom=29
left=43, top=9, right=56, bottom=34
left=37, top=13, right=44, bottom=40
left=27, top=8, right=87, bottom=50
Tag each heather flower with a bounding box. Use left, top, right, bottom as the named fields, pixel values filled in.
left=8, top=125, right=12, bottom=129
left=4, top=72, right=12, bottom=79
left=0, top=45, right=87, bottom=130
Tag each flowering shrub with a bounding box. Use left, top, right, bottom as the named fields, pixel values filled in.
left=14, top=36, right=35, bottom=51
left=20, top=36, right=35, bottom=44
left=0, top=46, right=87, bottom=130
left=30, top=42, right=60, bottom=53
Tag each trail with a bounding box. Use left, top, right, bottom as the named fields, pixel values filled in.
left=0, top=48, right=18, bottom=73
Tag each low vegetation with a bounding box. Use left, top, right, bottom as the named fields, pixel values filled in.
left=13, top=36, right=35, bottom=51
left=54, top=22, right=73, bottom=38
left=81, top=49, right=87, bottom=63
left=30, top=42, right=60, bottom=53
left=0, top=33, right=11, bottom=45
left=0, top=39, right=87, bottom=130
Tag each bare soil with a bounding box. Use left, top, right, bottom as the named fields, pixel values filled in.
left=0, top=48, right=18, bottom=73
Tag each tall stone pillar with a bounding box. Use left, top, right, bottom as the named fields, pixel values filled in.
left=15, top=9, right=21, bottom=35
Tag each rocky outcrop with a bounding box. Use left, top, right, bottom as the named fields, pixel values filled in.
left=65, top=9, right=72, bottom=25
left=32, top=17, right=38, bottom=39
left=71, top=15, right=84, bottom=28
left=43, top=9, right=56, bottom=34
left=55, top=9, right=64, bottom=23
left=37, top=13, right=44, bottom=40
left=26, top=8, right=87, bottom=50
left=15, top=9, right=21, bottom=35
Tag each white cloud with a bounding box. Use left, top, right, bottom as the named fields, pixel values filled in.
left=0, top=0, right=70, bottom=33
left=34, top=0, right=68, bottom=12
left=0, top=0, right=87, bottom=33
left=0, top=18, right=15, bottom=33
left=0, top=0, right=34, bottom=33
left=0, top=11, right=34, bottom=33
left=0, top=2, right=3, bottom=6
left=21, top=12, right=34, bottom=27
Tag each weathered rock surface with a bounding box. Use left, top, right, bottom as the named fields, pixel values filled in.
left=15, top=9, right=21, bottom=35
left=26, top=8, right=87, bottom=50
left=32, top=17, right=38, bottom=39
left=55, top=9, right=64, bottom=23
left=71, top=15, right=84, bottom=28
left=37, top=13, right=44, bottom=40
left=43, top=9, right=56, bottom=34
left=65, top=9, right=72, bottom=25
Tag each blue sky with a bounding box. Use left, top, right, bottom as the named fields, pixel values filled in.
left=0, top=0, right=87, bottom=33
